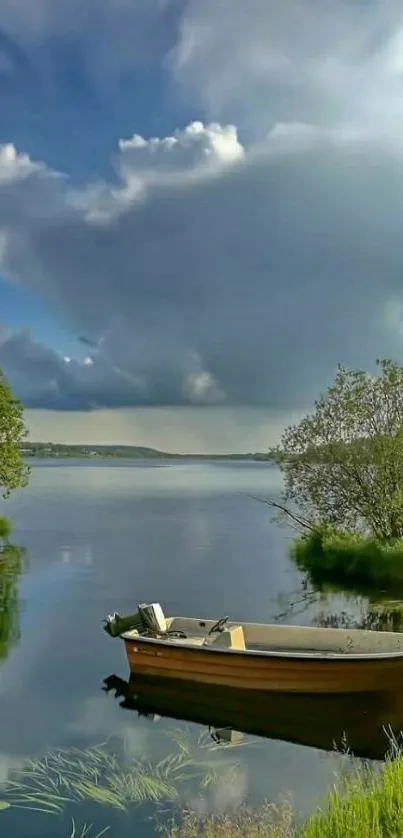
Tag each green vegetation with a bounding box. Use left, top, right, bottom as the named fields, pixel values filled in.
left=292, top=526, right=403, bottom=588
left=0, top=516, right=11, bottom=544
left=267, top=359, right=403, bottom=585
left=69, top=822, right=109, bottom=838
left=0, top=367, right=30, bottom=498
left=21, top=441, right=274, bottom=461
left=302, top=752, right=403, bottom=838
left=0, top=730, right=244, bottom=816
left=169, top=751, right=403, bottom=838
left=167, top=802, right=294, bottom=837
left=0, top=544, right=25, bottom=661
left=22, top=442, right=175, bottom=460
left=4, top=735, right=403, bottom=837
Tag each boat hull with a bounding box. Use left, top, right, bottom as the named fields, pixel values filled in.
left=123, top=635, right=403, bottom=694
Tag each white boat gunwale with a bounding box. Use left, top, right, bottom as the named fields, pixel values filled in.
left=121, top=620, right=403, bottom=662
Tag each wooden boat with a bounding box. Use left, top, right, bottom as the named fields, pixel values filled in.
left=103, top=603, right=403, bottom=694
left=103, top=673, right=403, bottom=761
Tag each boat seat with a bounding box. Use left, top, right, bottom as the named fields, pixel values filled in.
left=123, top=626, right=246, bottom=651
left=167, top=635, right=206, bottom=647
left=203, top=625, right=246, bottom=650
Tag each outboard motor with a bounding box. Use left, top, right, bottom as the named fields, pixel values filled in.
left=103, top=602, right=168, bottom=638
left=138, top=603, right=167, bottom=635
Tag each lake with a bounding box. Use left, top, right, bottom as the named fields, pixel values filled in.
left=0, top=460, right=396, bottom=836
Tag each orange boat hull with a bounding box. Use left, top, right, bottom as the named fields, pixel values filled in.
left=124, top=635, right=403, bottom=694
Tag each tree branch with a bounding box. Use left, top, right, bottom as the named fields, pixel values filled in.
left=241, top=493, right=314, bottom=532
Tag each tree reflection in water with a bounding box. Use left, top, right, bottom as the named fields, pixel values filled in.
left=0, top=545, right=26, bottom=661
left=274, top=573, right=403, bottom=634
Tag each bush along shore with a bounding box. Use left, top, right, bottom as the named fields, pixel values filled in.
left=265, top=359, right=403, bottom=588
left=292, top=526, right=403, bottom=589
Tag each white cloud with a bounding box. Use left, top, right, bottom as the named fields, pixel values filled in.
left=0, top=143, right=41, bottom=183
left=119, top=121, right=244, bottom=175
left=72, top=121, right=245, bottom=225
left=0, top=115, right=403, bottom=410
left=170, top=0, right=403, bottom=141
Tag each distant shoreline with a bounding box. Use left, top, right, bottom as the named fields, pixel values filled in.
left=22, top=442, right=274, bottom=462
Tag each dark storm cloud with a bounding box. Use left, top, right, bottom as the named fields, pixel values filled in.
left=0, top=123, right=403, bottom=409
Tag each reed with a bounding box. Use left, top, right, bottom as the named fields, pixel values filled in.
left=301, top=751, right=403, bottom=838
left=171, top=741, right=403, bottom=838
left=0, top=731, right=245, bottom=817
left=69, top=820, right=110, bottom=838
left=166, top=801, right=294, bottom=837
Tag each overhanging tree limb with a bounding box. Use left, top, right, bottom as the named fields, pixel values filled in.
left=241, top=493, right=314, bottom=532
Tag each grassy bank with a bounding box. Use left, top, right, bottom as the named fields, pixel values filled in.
left=301, top=755, right=403, bottom=837
left=170, top=751, right=403, bottom=837
left=291, top=526, right=403, bottom=588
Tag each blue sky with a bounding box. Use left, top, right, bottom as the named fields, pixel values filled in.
left=1, top=1, right=403, bottom=448
left=0, top=8, right=192, bottom=359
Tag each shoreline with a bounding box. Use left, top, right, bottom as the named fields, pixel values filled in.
left=21, top=442, right=274, bottom=462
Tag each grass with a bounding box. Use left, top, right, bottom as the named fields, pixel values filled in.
left=170, top=748, right=403, bottom=838
left=0, top=731, right=246, bottom=817
left=291, top=526, right=403, bottom=588
left=302, top=751, right=403, bottom=837
left=1, top=745, right=181, bottom=814
left=166, top=801, right=294, bottom=838
left=3, top=735, right=403, bottom=837
left=69, top=821, right=110, bottom=838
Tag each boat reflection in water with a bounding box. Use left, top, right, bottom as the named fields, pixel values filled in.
left=103, top=673, right=403, bottom=761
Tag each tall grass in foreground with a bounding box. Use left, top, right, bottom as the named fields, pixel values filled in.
left=292, top=526, right=403, bottom=588
left=171, top=750, right=403, bottom=837
left=302, top=752, right=403, bottom=837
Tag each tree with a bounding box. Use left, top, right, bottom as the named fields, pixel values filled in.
left=269, top=359, right=403, bottom=542
left=0, top=367, right=30, bottom=499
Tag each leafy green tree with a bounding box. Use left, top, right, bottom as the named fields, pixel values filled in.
left=270, top=359, right=403, bottom=542
left=0, top=367, right=30, bottom=499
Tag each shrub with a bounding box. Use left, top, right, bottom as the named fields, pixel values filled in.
left=292, top=525, right=403, bottom=588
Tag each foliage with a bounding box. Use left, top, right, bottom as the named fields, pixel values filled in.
left=5, top=733, right=403, bottom=838
left=0, top=367, right=30, bottom=499
left=301, top=751, right=403, bottom=838
left=2, top=745, right=178, bottom=814
left=292, top=525, right=403, bottom=588
left=166, top=802, right=294, bottom=838
left=0, top=544, right=25, bottom=661
left=21, top=441, right=269, bottom=461
left=168, top=748, right=403, bottom=838
left=0, top=516, right=12, bottom=543
left=0, top=731, right=245, bottom=816
left=270, top=359, right=403, bottom=541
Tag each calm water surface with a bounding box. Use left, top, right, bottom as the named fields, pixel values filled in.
left=0, top=460, right=389, bottom=836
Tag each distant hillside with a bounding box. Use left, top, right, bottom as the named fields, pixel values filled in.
left=21, top=442, right=274, bottom=461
